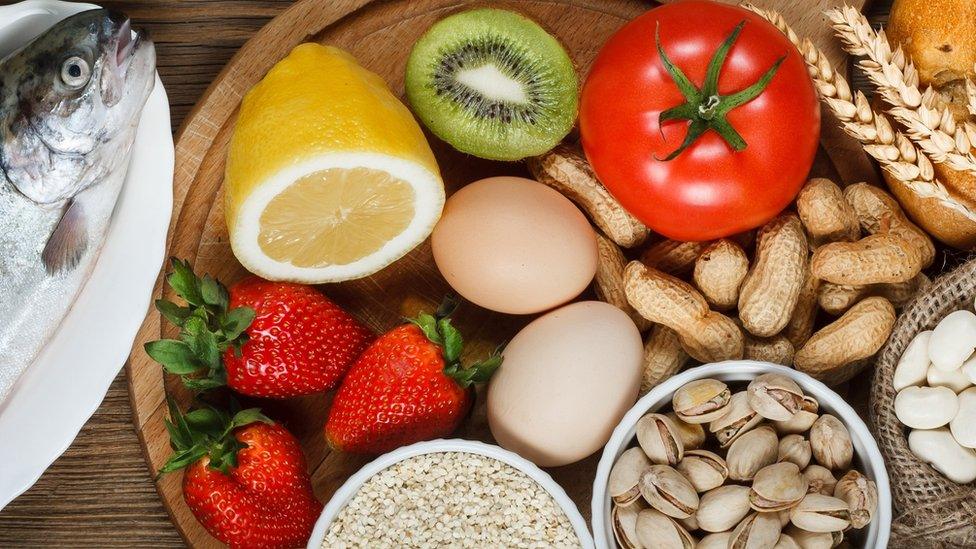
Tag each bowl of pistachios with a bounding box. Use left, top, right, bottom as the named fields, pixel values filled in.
left=592, top=361, right=891, bottom=549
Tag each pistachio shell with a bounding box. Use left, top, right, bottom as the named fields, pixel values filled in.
left=778, top=434, right=812, bottom=469
left=748, top=373, right=805, bottom=421
left=803, top=465, right=838, bottom=496
left=730, top=511, right=782, bottom=549
left=637, top=413, right=685, bottom=465
left=785, top=525, right=843, bottom=549
left=750, top=462, right=808, bottom=512
left=774, top=533, right=802, bottom=549
left=667, top=412, right=706, bottom=450
left=612, top=502, right=645, bottom=549
left=674, top=378, right=733, bottom=424
left=833, top=470, right=877, bottom=529
left=696, top=485, right=752, bottom=533
left=635, top=508, right=695, bottom=549
left=639, top=465, right=700, bottom=519
left=677, top=449, right=728, bottom=492
left=698, top=532, right=733, bottom=549
left=610, top=447, right=652, bottom=505
left=810, top=415, right=853, bottom=470
left=727, top=425, right=779, bottom=481
left=773, top=396, right=819, bottom=435
left=789, top=493, right=851, bottom=533
left=710, top=391, right=763, bottom=447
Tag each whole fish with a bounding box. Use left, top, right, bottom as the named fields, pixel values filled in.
left=0, top=10, right=156, bottom=402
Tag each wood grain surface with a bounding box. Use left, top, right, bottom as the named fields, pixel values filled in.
left=0, top=0, right=889, bottom=547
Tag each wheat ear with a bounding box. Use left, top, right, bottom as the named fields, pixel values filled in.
left=826, top=5, right=976, bottom=177
left=741, top=3, right=976, bottom=222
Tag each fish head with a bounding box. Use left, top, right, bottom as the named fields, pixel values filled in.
left=0, top=9, right=156, bottom=204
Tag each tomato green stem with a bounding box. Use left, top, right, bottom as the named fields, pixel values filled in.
left=655, top=20, right=785, bottom=160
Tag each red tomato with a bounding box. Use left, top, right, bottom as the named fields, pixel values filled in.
left=580, top=0, right=819, bottom=241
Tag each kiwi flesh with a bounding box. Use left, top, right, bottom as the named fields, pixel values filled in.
left=405, top=8, right=578, bottom=161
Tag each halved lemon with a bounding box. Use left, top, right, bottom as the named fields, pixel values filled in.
left=225, top=44, right=444, bottom=283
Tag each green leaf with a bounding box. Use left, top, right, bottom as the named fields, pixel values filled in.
left=183, top=377, right=226, bottom=391
left=655, top=23, right=700, bottom=103
left=447, top=354, right=502, bottom=388
left=167, top=258, right=204, bottom=306
left=438, top=318, right=462, bottom=364
left=228, top=408, right=272, bottom=430
left=145, top=340, right=202, bottom=376
left=185, top=408, right=224, bottom=436
left=701, top=20, right=746, bottom=98
left=221, top=307, right=255, bottom=341
left=410, top=313, right=442, bottom=346
left=159, top=446, right=208, bottom=474
left=155, top=299, right=191, bottom=327
left=719, top=55, right=786, bottom=112
left=200, top=274, right=229, bottom=310
left=659, top=118, right=709, bottom=161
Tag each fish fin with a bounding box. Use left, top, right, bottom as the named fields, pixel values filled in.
left=42, top=198, right=89, bottom=274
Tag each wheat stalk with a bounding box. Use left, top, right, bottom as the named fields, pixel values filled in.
left=741, top=3, right=976, bottom=222
left=968, top=69, right=976, bottom=118
left=826, top=5, right=976, bottom=177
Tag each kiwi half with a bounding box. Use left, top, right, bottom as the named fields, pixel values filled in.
left=405, top=8, right=578, bottom=161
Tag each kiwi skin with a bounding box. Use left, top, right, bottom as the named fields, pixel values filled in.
left=405, top=8, right=579, bottom=162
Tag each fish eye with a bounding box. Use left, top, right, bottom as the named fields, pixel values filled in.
left=60, top=56, right=91, bottom=89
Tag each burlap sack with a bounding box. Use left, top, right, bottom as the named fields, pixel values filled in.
left=871, top=258, right=976, bottom=548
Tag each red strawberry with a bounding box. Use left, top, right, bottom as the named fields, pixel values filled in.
left=223, top=277, right=374, bottom=397
left=161, top=403, right=322, bottom=549
left=145, top=259, right=373, bottom=397
left=324, top=304, right=501, bottom=454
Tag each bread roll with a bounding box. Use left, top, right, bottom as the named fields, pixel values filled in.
left=884, top=0, right=976, bottom=249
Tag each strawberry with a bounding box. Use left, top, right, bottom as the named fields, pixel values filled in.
left=324, top=303, right=502, bottom=454
left=145, top=259, right=374, bottom=397
left=160, top=402, right=322, bottom=549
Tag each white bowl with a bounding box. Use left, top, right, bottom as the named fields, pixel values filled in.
left=591, top=361, right=891, bottom=548
left=0, top=1, right=172, bottom=511
left=308, top=439, right=595, bottom=548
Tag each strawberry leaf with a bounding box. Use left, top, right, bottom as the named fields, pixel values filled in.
left=410, top=313, right=442, bottom=346
left=222, top=307, right=256, bottom=341
left=228, top=408, right=272, bottom=431
left=155, top=299, right=191, bottom=327
left=160, top=400, right=272, bottom=476
left=200, top=274, right=229, bottom=310
left=167, top=258, right=204, bottom=307
left=438, top=318, right=462, bottom=364
left=146, top=340, right=202, bottom=376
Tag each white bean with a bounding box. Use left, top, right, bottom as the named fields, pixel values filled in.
left=962, top=355, right=976, bottom=384
left=893, top=331, right=932, bottom=391
left=951, top=388, right=976, bottom=449
left=927, top=363, right=973, bottom=393
left=909, top=428, right=976, bottom=483
left=895, top=386, right=958, bottom=429
left=929, top=310, right=976, bottom=371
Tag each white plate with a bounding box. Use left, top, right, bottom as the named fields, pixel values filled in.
left=308, top=439, right=595, bottom=548
left=0, top=0, right=173, bottom=511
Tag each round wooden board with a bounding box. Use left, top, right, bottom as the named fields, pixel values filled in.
left=125, top=0, right=869, bottom=546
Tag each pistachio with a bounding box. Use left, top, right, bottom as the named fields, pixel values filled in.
left=635, top=509, right=695, bottom=549
left=698, top=532, right=733, bottom=549
left=710, top=391, right=763, bottom=447
left=778, top=434, right=812, bottom=469
left=748, top=373, right=805, bottom=421
left=612, top=501, right=645, bottom=549
left=636, top=413, right=685, bottom=465
left=750, top=462, right=808, bottom=512
left=785, top=525, right=843, bottom=549
left=729, top=511, right=782, bottom=549
left=639, top=465, right=700, bottom=519
left=777, top=509, right=792, bottom=527
left=673, top=378, right=733, bottom=424
left=610, top=447, right=652, bottom=506
left=667, top=412, right=706, bottom=450
left=678, top=513, right=699, bottom=532
left=789, top=493, right=851, bottom=533
left=773, top=395, right=819, bottom=435
left=810, top=415, right=853, bottom=470
left=696, top=484, right=752, bottom=533
left=677, top=450, right=728, bottom=492
left=833, top=470, right=878, bottom=529
left=727, top=425, right=779, bottom=481
left=774, top=534, right=802, bottom=549
left=802, top=465, right=838, bottom=496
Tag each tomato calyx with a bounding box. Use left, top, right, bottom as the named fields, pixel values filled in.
left=656, top=20, right=785, bottom=160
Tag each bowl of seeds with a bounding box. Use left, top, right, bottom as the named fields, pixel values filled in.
left=308, top=438, right=593, bottom=548
left=591, top=361, right=891, bottom=549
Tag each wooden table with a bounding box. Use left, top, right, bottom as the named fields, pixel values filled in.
left=0, top=0, right=893, bottom=546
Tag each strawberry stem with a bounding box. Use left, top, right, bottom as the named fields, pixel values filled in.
left=144, top=258, right=255, bottom=392
left=407, top=300, right=503, bottom=388
left=159, top=398, right=271, bottom=476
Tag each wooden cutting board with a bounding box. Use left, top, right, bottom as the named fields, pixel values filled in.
left=125, top=0, right=869, bottom=546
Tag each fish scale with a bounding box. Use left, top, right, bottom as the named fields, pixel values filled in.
left=0, top=9, right=155, bottom=402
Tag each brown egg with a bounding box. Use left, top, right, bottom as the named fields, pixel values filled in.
left=488, top=301, right=644, bottom=467
left=431, top=176, right=598, bottom=314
